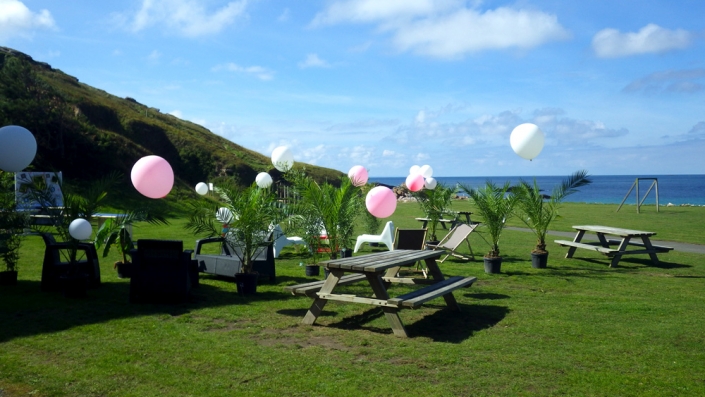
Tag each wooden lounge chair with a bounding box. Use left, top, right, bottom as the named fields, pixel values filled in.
left=425, top=223, right=478, bottom=263
left=353, top=220, right=395, bottom=253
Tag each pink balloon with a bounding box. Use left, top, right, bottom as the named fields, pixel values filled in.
left=131, top=155, right=174, bottom=199
left=347, top=165, right=368, bottom=187
left=366, top=186, right=397, bottom=218
left=405, top=173, right=425, bottom=192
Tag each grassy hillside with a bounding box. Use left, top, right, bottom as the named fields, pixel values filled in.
left=0, top=47, right=342, bottom=210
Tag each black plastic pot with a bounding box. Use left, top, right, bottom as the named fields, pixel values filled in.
left=339, top=248, right=353, bottom=258
left=115, top=262, right=134, bottom=279
left=0, top=270, right=18, bottom=286
left=234, top=273, right=258, bottom=295
left=531, top=252, right=548, bottom=269
left=305, top=265, right=320, bottom=276
left=483, top=257, right=502, bottom=274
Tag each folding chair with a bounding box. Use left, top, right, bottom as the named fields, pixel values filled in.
left=425, top=223, right=478, bottom=263
left=393, top=228, right=428, bottom=277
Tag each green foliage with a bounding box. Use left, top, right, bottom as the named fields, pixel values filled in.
left=2, top=204, right=705, bottom=396
left=94, top=209, right=169, bottom=265
left=460, top=181, right=517, bottom=258
left=0, top=171, right=29, bottom=272
left=287, top=170, right=361, bottom=259
left=412, top=183, right=456, bottom=241
left=0, top=47, right=343, bottom=193
left=186, top=184, right=280, bottom=273
left=513, top=170, right=592, bottom=253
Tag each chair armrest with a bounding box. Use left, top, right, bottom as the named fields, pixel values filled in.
left=194, top=237, right=225, bottom=254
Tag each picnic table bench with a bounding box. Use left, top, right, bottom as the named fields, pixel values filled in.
left=555, top=225, right=673, bottom=268
left=284, top=250, right=476, bottom=337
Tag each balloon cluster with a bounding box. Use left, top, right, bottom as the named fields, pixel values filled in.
left=406, top=164, right=436, bottom=192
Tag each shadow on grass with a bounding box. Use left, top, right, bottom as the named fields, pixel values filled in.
left=307, top=303, right=510, bottom=342
left=559, top=256, right=690, bottom=270
left=0, top=278, right=291, bottom=343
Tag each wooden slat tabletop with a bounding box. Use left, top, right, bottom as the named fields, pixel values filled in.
left=320, top=250, right=444, bottom=273
left=573, top=225, right=656, bottom=237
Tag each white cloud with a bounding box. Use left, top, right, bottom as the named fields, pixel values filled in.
left=212, top=62, right=274, bottom=81
left=623, top=68, right=705, bottom=94
left=592, top=24, right=692, bottom=58
left=169, top=110, right=183, bottom=118
left=298, top=53, right=330, bottom=69
left=127, top=0, right=248, bottom=37
left=391, top=7, right=571, bottom=58
left=0, top=0, right=55, bottom=41
left=310, top=1, right=570, bottom=58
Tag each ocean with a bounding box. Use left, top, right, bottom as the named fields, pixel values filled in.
left=369, top=174, right=705, bottom=206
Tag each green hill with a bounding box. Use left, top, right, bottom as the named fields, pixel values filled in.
left=0, top=46, right=342, bottom=205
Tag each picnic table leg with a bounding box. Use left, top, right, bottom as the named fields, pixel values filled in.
left=366, top=274, right=407, bottom=337
left=302, top=270, right=342, bottom=325
left=566, top=230, right=586, bottom=258
left=596, top=233, right=610, bottom=248
left=610, top=237, right=631, bottom=268
left=639, top=236, right=661, bottom=265
left=423, top=258, right=461, bottom=311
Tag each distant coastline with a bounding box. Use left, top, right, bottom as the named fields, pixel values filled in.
left=369, top=174, right=705, bottom=206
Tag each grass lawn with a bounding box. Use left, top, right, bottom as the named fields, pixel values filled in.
left=1, top=202, right=704, bottom=396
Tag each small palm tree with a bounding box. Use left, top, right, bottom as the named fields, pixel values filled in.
left=289, top=174, right=360, bottom=260
left=187, top=184, right=280, bottom=274
left=412, top=183, right=456, bottom=241
left=94, top=209, right=169, bottom=266
left=460, top=181, right=517, bottom=258
left=514, top=170, right=592, bottom=253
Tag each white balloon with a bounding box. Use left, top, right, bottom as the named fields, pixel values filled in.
left=255, top=172, right=273, bottom=188
left=409, top=165, right=421, bottom=175
left=0, top=125, right=37, bottom=172
left=420, top=165, right=433, bottom=178
left=69, top=218, right=92, bottom=240
left=271, top=146, right=294, bottom=172
left=424, top=177, right=437, bottom=190
left=510, top=123, right=545, bottom=160
left=195, top=182, right=209, bottom=195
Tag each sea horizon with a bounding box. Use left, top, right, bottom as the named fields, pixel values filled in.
left=369, top=174, right=705, bottom=206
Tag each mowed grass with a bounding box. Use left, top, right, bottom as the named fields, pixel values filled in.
left=1, top=202, right=704, bottom=396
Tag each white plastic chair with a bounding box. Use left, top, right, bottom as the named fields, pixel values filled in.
left=353, top=221, right=395, bottom=253
left=270, top=224, right=308, bottom=258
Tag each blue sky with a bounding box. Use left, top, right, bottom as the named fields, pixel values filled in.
left=1, top=0, right=704, bottom=177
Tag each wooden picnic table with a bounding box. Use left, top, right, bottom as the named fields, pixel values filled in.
left=284, top=250, right=476, bottom=337
left=555, top=225, right=673, bottom=268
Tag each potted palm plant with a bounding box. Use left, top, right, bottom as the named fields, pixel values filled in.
left=412, top=183, right=456, bottom=243
left=187, top=183, right=280, bottom=294
left=287, top=171, right=361, bottom=276
left=27, top=172, right=120, bottom=296
left=94, top=209, right=169, bottom=278
left=0, top=171, right=29, bottom=286
left=514, top=170, right=592, bottom=268
left=460, top=181, right=517, bottom=274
